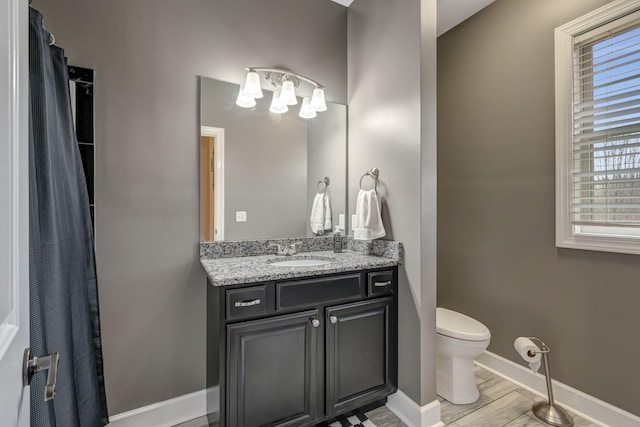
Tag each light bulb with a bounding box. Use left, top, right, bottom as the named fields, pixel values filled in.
left=310, top=87, right=327, bottom=112
left=279, top=80, right=298, bottom=106
left=269, top=90, right=288, bottom=114
left=242, top=71, right=263, bottom=99
left=235, top=85, right=256, bottom=108
left=299, top=97, right=317, bottom=119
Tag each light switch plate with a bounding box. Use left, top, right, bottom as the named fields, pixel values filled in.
left=235, top=211, right=247, bottom=222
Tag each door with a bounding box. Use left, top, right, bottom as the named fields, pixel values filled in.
left=199, top=135, right=216, bottom=241
left=0, top=0, right=30, bottom=425
left=325, top=298, right=395, bottom=416
left=200, top=126, right=224, bottom=241
left=226, top=310, right=319, bottom=427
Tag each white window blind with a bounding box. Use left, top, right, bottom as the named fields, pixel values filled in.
left=571, top=12, right=640, bottom=230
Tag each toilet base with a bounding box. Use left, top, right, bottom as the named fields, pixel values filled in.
left=435, top=309, right=491, bottom=405
left=437, top=353, right=480, bottom=404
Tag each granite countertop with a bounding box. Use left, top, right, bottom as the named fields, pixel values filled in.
left=201, top=250, right=400, bottom=286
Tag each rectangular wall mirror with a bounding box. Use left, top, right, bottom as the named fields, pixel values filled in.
left=199, top=76, right=347, bottom=242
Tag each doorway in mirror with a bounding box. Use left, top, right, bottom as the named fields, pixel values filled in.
left=200, top=126, right=225, bottom=241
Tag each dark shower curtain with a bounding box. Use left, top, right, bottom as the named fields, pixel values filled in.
left=29, top=7, right=108, bottom=427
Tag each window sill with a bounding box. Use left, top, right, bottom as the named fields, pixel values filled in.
left=556, top=234, right=640, bottom=255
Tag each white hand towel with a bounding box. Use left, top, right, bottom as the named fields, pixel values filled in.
left=310, top=192, right=332, bottom=234
left=353, top=189, right=386, bottom=241
left=323, top=192, right=332, bottom=231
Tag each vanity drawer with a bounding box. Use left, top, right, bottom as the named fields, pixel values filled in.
left=226, top=285, right=267, bottom=320
left=367, top=270, right=394, bottom=296
left=276, top=274, right=362, bottom=310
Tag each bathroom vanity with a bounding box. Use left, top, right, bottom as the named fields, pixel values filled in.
left=201, top=238, right=401, bottom=427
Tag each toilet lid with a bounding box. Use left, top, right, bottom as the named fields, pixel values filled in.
left=436, top=308, right=491, bottom=341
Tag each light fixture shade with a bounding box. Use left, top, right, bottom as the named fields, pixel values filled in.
left=299, top=97, right=317, bottom=119
left=242, top=71, right=263, bottom=99
left=310, top=87, right=327, bottom=112
left=279, top=80, right=298, bottom=105
left=235, top=85, right=256, bottom=108
left=269, top=90, right=288, bottom=114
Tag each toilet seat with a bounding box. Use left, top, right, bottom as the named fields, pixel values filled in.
left=436, top=307, right=491, bottom=342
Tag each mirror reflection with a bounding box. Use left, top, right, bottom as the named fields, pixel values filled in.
left=199, top=76, right=347, bottom=242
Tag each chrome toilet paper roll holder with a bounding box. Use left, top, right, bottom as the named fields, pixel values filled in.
left=526, top=337, right=574, bottom=427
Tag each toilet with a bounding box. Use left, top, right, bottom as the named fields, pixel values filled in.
left=436, top=307, right=491, bottom=404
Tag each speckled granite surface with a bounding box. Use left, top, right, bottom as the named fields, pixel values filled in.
left=346, top=237, right=403, bottom=260
left=200, top=236, right=335, bottom=259
left=201, top=250, right=401, bottom=286
left=200, top=236, right=403, bottom=261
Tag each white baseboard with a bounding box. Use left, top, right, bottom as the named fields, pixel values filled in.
left=108, top=387, right=217, bottom=427
left=206, top=386, right=220, bottom=414
left=386, top=390, right=444, bottom=427
left=106, top=386, right=443, bottom=427
left=107, top=386, right=447, bottom=427
left=477, top=351, right=640, bottom=427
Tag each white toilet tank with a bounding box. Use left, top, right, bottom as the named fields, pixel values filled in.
left=436, top=307, right=491, bottom=341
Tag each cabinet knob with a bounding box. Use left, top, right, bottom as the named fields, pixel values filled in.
left=311, top=318, right=321, bottom=328
left=329, top=316, right=338, bottom=324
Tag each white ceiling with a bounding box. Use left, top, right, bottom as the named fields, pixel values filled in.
left=329, top=0, right=496, bottom=36
left=436, top=0, right=496, bottom=36
left=331, top=0, right=354, bottom=6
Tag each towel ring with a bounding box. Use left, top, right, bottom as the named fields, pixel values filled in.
left=359, top=168, right=379, bottom=192
left=317, top=177, right=330, bottom=194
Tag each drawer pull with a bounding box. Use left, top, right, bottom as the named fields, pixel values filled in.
left=234, top=299, right=261, bottom=308
left=374, top=281, right=392, bottom=287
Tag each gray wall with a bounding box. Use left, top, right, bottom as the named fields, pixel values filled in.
left=307, top=103, right=347, bottom=236
left=34, top=0, right=347, bottom=415
left=438, top=0, right=640, bottom=416
left=348, top=0, right=438, bottom=405
left=419, top=0, right=438, bottom=406
left=200, top=77, right=308, bottom=240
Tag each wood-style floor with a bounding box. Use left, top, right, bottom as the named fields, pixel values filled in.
left=174, top=365, right=599, bottom=427
left=438, top=365, right=598, bottom=427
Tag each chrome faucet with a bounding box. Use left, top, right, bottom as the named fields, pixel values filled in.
left=270, top=242, right=303, bottom=256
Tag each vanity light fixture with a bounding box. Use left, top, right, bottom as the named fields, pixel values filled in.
left=235, top=84, right=256, bottom=108
left=237, top=67, right=328, bottom=117
left=279, top=80, right=298, bottom=106
left=242, top=71, right=264, bottom=99
left=298, top=97, right=317, bottom=119
left=269, top=90, right=288, bottom=114
left=310, top=87, right=327, bottom=112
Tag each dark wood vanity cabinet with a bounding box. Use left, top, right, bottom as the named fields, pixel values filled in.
left=207, top=267, right=398, bottom=427
left=325, top=297, right=395, bottom=417
left=226, top=310, right=319, bottom=427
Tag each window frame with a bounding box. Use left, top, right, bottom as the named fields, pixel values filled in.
left=555, top=0, right=640, bottom=255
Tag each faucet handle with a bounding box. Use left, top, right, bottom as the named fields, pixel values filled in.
left=269, top=243, right=285, bottom=255
left=289, top=241, right=303, bottom=255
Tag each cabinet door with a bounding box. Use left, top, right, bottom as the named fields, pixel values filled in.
left=325, top=298, right=395, bottom=416
left=227, top=310, right=319, bottom=427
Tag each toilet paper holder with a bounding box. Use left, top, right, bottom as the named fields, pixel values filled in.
left=525, top=336, right=550, bottom=357
left=521, top=337, right=573, bottom=427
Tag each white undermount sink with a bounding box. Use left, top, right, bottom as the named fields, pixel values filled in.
left=268, top=258, right=333, bottom=267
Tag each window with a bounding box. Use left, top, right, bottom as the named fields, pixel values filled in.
left=556, top=0, right=640, bottom=254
